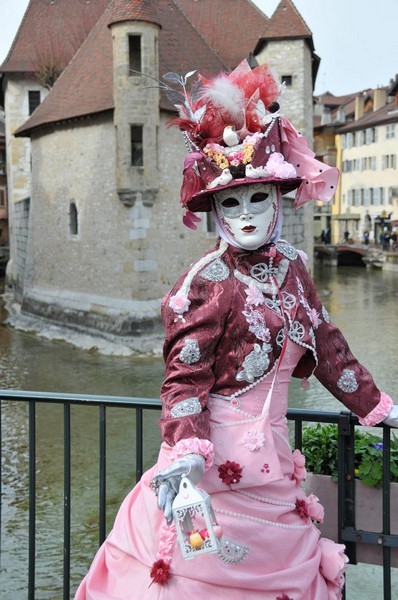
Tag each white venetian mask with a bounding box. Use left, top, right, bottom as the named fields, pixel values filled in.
left=214, top=184, right=279, bottom=250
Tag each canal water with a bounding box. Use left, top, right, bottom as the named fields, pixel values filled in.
left=0, top=264, right=397, bottom=599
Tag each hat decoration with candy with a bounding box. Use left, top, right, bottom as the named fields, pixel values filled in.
left=162, top=60, right=339, bottom=229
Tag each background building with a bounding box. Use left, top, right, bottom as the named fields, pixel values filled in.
left=1, top=0, right=319, bottom=349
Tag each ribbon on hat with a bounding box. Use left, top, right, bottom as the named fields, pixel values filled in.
left=280, top=116, right=339, bottom=208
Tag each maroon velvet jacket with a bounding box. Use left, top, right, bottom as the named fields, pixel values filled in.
left=159, top=239, right=383, bottom=447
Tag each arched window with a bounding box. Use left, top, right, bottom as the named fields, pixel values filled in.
left=69, top=202, right=78, bottom=236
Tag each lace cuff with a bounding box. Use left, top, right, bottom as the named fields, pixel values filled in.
left=358, top=392, right=393, bottom=426
left=170, top=437, right=215, bottom=471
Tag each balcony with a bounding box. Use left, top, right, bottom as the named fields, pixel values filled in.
left=0, top=390, right=397, bottom=599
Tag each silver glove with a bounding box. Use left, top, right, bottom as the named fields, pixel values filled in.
left=152, top=453, right=205, bottom=524
left=382, top=405, right=398, bottom=428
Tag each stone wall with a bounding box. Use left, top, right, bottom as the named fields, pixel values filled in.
left=256, top=39, right=314, bottom=267
left=4, top=75, right=49, bottom=286
left=13, top=197, right=30, bottom=301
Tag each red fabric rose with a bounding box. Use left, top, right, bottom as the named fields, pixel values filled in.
left=150, top=559, right=171, bottom=585
left=295, top=498, right=309, bottom=520
left=218, top=461, right=243, bottom=485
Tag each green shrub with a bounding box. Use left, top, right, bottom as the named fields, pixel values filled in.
left=301, top=424, right=398, bottom=488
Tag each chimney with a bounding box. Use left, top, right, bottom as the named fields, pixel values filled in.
left=373, top=88, right=387, bottom=111
left=355, top=95, right=364, bottom=120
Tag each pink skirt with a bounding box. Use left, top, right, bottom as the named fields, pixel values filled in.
left=75, top=342, right=347, bottom=599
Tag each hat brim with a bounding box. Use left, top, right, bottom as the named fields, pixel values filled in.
left=187, top=175, right=303, bottom=212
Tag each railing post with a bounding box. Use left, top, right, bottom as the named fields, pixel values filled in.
left=136, top=408, right=143, bottom=482
left=99, top=405, right=106, bottom=545
left=63, top=403, right=71, bottom=600
left=337, top=410, right=357, bottom=565
left=382, top=425, right=392, bottom=598
left=28, top=401, right=36, bottom=600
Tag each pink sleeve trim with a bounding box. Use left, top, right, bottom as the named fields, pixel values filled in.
left=358, top=392, right=393, bottom=426
left=170, top=437, right=214, bottom=471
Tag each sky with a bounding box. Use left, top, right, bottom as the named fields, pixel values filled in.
left=0, top=0, right=397, bottom=96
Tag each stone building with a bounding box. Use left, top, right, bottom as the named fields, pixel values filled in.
left=0, top=116, right=9, bottom=257
left=1, top=0, right=320, bottom=351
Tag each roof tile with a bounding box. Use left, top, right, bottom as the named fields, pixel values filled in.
left=0, top=0, right=110, bottom=73
left=15, top=0, right=228, bottom=135
left=261, top=0, right=312, bottom=39
left=173, top=0, right=269, bottom=69
left=108, top=0, right=161, bottom=28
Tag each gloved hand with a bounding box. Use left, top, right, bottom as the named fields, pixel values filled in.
left=383, top=405, right=398, bottom=428
left=152, top=453, right=205, bottom=524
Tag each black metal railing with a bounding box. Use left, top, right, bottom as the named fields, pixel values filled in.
left=0, top=391, right=396, bottom=599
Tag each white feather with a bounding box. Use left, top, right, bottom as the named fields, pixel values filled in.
left=201, top=76, right=245, bottom=120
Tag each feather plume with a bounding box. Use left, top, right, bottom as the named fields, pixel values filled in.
left=201, top=76, right=245, bottom=123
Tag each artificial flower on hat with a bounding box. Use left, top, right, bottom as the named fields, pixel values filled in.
left=161, top=59, right=339, bottom=223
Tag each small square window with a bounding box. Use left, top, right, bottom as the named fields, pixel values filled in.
left=282, top=75, right=292, bottom=86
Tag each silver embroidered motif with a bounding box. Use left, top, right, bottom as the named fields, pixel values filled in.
left=170, top=397, right=202, bottom=418
left=242, top=305, right=271, bottom=342
left=276, top=328, right=286, bottom=347
left=265, top=297, right=281, bottom=314
left=250, top=263, right=278, bottom=283
left=337, top=369, right=359, bottom=393
left=282, top=291, right=296, bottom=311
left=322, top=305, right=331, bottom=323
left=234, top=259, right=289, bottom=294
left=236, top=342, right=271, bottom=383
left=201, top=258, right=230, bottom=282
left=217, top=538, right=249, bottom=564
left=179, top=339, right=200, bottom=364
left=288, top=321, right=305, bottom=343
left=276, top=240, right=298, bottom=260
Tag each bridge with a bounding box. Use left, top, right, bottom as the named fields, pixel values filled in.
left=314, top=243, right=383, bottom=267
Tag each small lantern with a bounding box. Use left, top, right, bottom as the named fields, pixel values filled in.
left=172, top=476, right=222, bottom=560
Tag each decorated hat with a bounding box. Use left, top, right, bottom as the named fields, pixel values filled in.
left=163, top=60, right=339, bottom=228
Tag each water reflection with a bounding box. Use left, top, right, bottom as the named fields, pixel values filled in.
left=1, top=265, right=397, bottom=597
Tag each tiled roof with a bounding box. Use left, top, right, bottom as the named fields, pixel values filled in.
left=173, top=0, right=269, bottom=69
left=315, top=92, right=358, bottom=109
left=16, top=4, right=115, bottom=135
left=108, top=0, right=161, bottom=28
left=258, top=0, right=312, bottom=42
left=16, top=0, right=228, bottom=135
left=337, top=101, right=398, bottom=132
left=0, top=0, right=110, bottom=73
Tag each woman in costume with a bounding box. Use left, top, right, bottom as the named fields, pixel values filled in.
left=75, top=61, right=397, bottom=599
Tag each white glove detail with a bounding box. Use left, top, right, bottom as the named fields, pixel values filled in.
left=153, top=454, right=205, bottom=524
left=382, top=405, right=398, bottom=428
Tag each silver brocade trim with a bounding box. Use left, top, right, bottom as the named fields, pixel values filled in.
left=200, top=258, right=230, bottom=282
left=217, top=538, right=249, bottom=564
left=236, top=342, right=271, bottom=383
left=322, top=305, right=331, bottom=323
left=179, top=339, right=200, bottom=364
left=276, top=240, right=298, bottom=260
left=288, top=320, right=305, bottom=343
left=234, top=258, right=289, bottom=294
left=170, top=397, right=202, bottom=418
left=337, top=369, right=359, bottom=393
